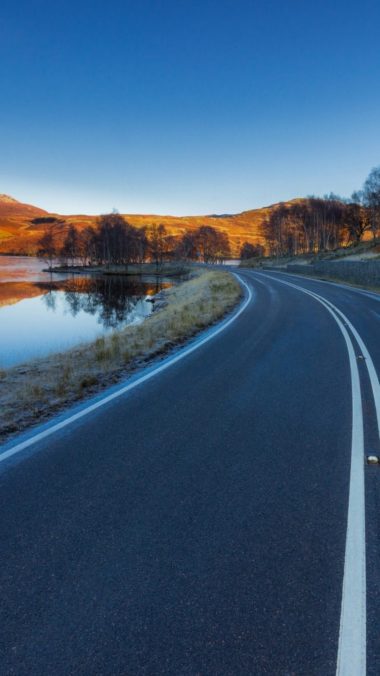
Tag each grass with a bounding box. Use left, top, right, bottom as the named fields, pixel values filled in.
left=240, top=239, right=380, bottom=269
left=240, top=244, right=380, bottom=293
left=0, top=270, right=241, bottom=442
left=279, top=270, right=380, bottom=294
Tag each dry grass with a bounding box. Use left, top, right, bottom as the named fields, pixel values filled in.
left=0, top=270, right=241, bottom=442
left=240, top=239, right=380, bottom=269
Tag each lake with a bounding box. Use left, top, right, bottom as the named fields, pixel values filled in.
left=0, top=257, right=172, bottom=368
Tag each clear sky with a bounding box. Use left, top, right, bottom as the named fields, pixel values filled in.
left=1, top=0, right=380, bottom=215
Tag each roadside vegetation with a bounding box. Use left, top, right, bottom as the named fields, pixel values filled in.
left=240, top=239, right=380, bottom=269
left=0, top=270, right=241, bottom=442
left=283, top=262, right=380, bottom=292
left=239, top=240, right=380, bottom=292
left=238, top=165, right=380, bottom=262
left=237, top=165, right=380, bottom=292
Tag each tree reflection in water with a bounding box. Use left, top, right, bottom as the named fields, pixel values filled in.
left=38, top=275, right=171, bottom=329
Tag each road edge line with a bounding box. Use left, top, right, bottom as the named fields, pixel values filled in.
left=0, top=274, right=252, bottom=464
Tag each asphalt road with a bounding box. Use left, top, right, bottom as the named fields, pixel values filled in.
left=0, top=269, right=379, bottom=675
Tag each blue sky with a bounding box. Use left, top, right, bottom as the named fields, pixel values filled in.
left=1, top=0, right=379, bottom=215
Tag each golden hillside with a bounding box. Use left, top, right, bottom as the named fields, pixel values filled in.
left=0, top=194, right=297, bottom=256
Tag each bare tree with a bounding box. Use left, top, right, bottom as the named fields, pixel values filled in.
left=78, top=226, right=97, bottom=266
left=37, top=224, right=57, bottom=269
left=148, top=224, right=167, bottom=270
left=240, top=242, right=264, bottom=259
left=263, top=198, right=348, bottom=256
left=60, top=225, right=79, bottom=266
left=94, top=213, right=143, bottom=267
left=193, top=226, right=231, bottom=263
left=175, top=232, right=198, bottom=260
left=363, top=166, right=380, bottom=239
left=346, top=193, right=371, bottom=243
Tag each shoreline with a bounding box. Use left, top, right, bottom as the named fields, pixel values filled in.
left=44, top=262, right=191, bottom=277
left=0, top=270, right=241, bottom=444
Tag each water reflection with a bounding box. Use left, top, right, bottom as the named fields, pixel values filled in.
left=0, top=263, right=172, bottom=367
left=0, top=281, right=49, bottom=308
left=39, top=276, right=169, bottom=329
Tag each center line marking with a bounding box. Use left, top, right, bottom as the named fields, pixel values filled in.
left=255, top=271, right=369, bottom=676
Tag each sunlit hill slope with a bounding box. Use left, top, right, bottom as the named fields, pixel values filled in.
left=0, top=193, right=299, bottom=256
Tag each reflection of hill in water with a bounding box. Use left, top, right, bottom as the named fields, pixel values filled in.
left=39, top=275, right=172, bottom=329
left=0, top=281, right=47, bottom=307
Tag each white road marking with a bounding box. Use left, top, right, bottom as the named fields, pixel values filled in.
left=255, top=271, right=370, bottom=676
left=317, top=299, right=380, bottom=444
left=0, top=275, right=253, bottom=464
left=260, top=268, right=380, bottom=303
left=263, top=272, right=380, bottom=444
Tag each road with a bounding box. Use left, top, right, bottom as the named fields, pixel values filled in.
left=0, top=269, right=379, bottom=675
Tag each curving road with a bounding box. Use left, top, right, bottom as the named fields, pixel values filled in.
left=0, top=269, right=379, bottom=675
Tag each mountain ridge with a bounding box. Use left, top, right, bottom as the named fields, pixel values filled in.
left=0, top=194, right=303, bottom=255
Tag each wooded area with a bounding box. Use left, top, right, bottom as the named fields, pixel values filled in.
left=37, top=218, right=232, bottom=268
left=37, top=165, right=380, bottom=265
left=256, top=166, right=380, bottom=257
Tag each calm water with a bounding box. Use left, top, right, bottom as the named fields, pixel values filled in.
left=0, top=257, right=171, bottom=368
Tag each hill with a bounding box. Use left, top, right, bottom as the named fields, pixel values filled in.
left=0, top=195, right=50, bottom=250
left=0, top=194, right=299, bottom=256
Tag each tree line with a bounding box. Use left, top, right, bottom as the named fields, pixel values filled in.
left=37, top=164, right=380, bottom=265
left=37, top=215, right=231, bottom=269
left=239, top=165, right=380, bottom=259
